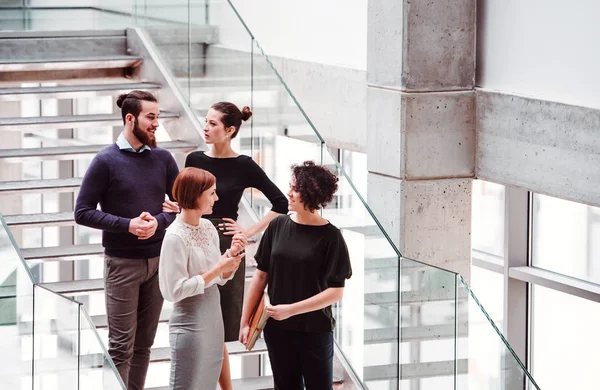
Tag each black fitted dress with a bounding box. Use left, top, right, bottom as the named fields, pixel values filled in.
left=185, top=151, right=288, bottom=341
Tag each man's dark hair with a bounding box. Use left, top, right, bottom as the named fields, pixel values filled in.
left=292, top=161, right=339, bottom=212
left=116, top=90, right=158, bottom=124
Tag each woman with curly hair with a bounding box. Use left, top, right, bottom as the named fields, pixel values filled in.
left=239, top=161, right=353, bottom=390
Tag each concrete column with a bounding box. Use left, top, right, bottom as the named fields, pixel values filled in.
left=366, top=0, right=476, bottom=280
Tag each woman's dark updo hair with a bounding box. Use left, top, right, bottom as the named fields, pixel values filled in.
left=291, top=161, right=339, bottom=212
left=211, top=102, right=252, bottom=139
left=116, top=90, right=158, bottom=124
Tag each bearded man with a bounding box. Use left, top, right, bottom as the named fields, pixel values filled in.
left=75, top=90, right=179, bottom=390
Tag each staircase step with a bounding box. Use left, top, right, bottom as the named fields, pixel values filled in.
left=0, top=31, right=127, bottom=61
left=364, top=359, right=468, bottom=381
left=40, top=277, right=103, bottom=294
left=0, top=111, right=178, bottom=131
left=19, top=339, right=268, bottom=376
left=364, top=322, right=469, bottom=344
left=364, top=287, right=467, bottom=306
left=42, top=267, right=257, bottom=296
left=0, top=82, right=162, bottom=101
left=147, top=376, right=274, bottom=390
left=20, top=243, right=103, bottom=261
left=0, top=178, right=82, bottom=195
left=5, top=211, right=74, bottom=228
left=91, top=309, right=171, bottom=329
left=0, top=30, right=127, bottom=39
left=146, top=26, right=219, bottom=46
left=20, top=243, right=256, bottom=263
left=0, top=55, right=143, bottom=72
left=39, top=278, right=455, bottom=309
left=149, top=339, right=268, bottom=364
left=0, top=140, right=196, bottom=161
left=0, top=285, right=16, bottom=299
left=186, top=75, right=278, bottom=89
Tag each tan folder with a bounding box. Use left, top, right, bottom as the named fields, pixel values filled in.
left=246, top=292, right=270, bottom=351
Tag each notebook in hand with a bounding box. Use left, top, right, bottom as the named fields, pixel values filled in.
left=246, top=292, right=270, bottom=351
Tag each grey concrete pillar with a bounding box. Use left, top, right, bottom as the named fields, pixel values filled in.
left=366, top=0, right=476, bottom=280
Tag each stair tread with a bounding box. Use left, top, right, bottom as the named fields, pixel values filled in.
left=0, top=177, right=82, bottom=194
left=0, top=111, right=177, bottom=127
left=364, top=322, right=469, bottom=344
left=364, top=359, right=468, bottom=381
left=20, top=243, right=103, bottom=260
left=0, top=55, right=143, bottom=64
left=5, top=211, right=74, bottom=227
left=0, top=82, right=161, bottom=97
left=0, top=29, right=127, bottom=39
left=0, top=140, right=196, bottom=159
left=148, top=339, right=268, bottom=364
left=41, top=266, right=257, bottom=295
left=37, top=277, right=459, bottom=307
left=147, top=376, right=274, bottom=390
left=0, top=56, right=144, bottom=72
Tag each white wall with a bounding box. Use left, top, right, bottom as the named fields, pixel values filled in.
left=477, top=0, right=600, bottom=109
left=228, top=0, right=367, bottom=70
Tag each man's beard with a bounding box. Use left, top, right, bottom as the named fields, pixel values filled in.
left=132, top=118, right=157, bottom=148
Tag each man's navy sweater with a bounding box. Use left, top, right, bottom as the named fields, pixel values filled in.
left=74, top=144, right=179, bottom=259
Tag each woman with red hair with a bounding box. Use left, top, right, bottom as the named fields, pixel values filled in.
left=159, top=167, right=247, bottom=390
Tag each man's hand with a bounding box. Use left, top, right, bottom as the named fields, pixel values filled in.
left=266, top=304, right=295, bottom=321
left=129, top=212, right=158, bottom=240
left=162, top=199, right=180, bottom=214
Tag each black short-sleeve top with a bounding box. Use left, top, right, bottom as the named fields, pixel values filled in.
left=185, top=151, right=288, bottom=220
left=255, top=214, right=353, bottom=332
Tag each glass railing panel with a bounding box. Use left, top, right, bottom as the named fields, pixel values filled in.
left=0, top=7, right=137, bottom=31
left=398, top=257, right=459, bottom=390
left=190, top=40, right=255, bottom=142
left=187, top=0, right=254, bottom=141
left=138, top=3, right=192, bottom=104
left=0, top=216, right=35, bottom=390
left=318, top=155, right=400, bottom=388
left=245, top=38, right=322, bottom=219
left=33, top=285, right=80, bottom=390
left=79, top=306, right=126, bottom=390
left=456, top=275, right=540, bottom=390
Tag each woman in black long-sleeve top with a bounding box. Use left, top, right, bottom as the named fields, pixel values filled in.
left=240, top=161, right=352, bottom=390
left=184, top=101, right=288, bottom=390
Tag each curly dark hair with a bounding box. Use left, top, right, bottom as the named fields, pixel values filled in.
left=291, top=161, right=338, bottom=212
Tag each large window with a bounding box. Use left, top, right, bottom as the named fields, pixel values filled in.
left=471, top=266, right=504, bottom=326
left=532, top=194, right=600, bottom=285
left=472, top=182, right=600, bottom=390
left=472, top=180, right=505, bottom=260
left=531, top=285, right=600, bottom=390
left=471, top=180, right=505, bottom=326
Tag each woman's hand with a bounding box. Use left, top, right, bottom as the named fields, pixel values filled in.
left=162, top=199, right=180, bottom=214
left=217, top=250, right=244, bottom=274
left=239, top=323, right=250, bottom=345
left=219, top=218, right=245, bottom=236
left=230, top=233, right=248, bottom=256
left=266, top=304, right=295, bottom=321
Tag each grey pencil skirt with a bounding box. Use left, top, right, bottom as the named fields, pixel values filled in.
left=207, top=217, right=246, bottom=342
left=168, top=286, right=224, bottom=390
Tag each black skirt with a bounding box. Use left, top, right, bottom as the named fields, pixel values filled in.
left=207, top=218, right=246, bottom=342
